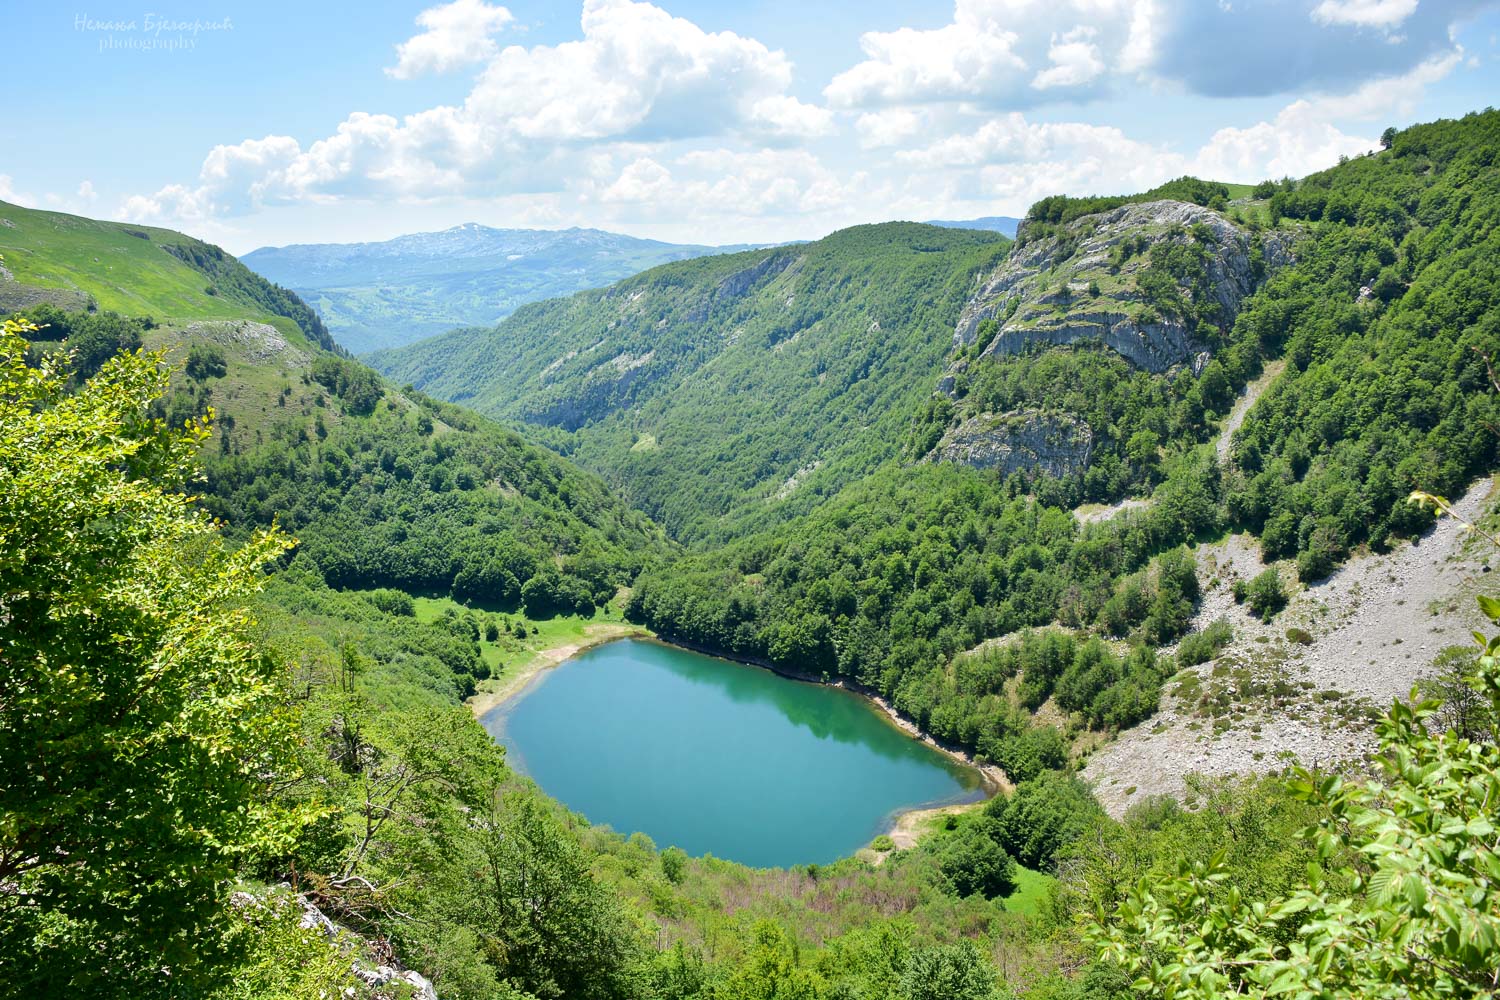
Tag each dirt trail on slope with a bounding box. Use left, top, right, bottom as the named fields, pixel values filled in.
left=1071, top=361, right=1287, bottom=529
left=1217, top=360, right=1286, bottom=466
left=1084, top=476, right=1496, bottom=817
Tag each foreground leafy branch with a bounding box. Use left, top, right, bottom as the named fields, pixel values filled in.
left=0, top=319, right=302, bottom=995
left=1090, top=577, right=1500, bottom=998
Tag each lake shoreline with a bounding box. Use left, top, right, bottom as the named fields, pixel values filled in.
left=469, top=629, right=1012, bottom=851
left=651, top=635, right=1013, bottom=801
left=466, top=622, right=651, bottom=721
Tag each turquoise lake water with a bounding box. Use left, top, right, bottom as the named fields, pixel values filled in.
left=481, top=638, right=983, bottom=867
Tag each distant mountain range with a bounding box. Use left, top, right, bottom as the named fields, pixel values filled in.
left=923, top=216, right=1022, bottom=237
left=242, top=224, right=753, bottom=353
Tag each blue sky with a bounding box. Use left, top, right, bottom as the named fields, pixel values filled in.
left=4, top=0, right=1498, bottom=253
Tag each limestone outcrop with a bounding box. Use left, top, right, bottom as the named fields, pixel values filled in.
left=951, top=200, right=1295, bottom=375
left=929, top=410, right=1093, bottom=477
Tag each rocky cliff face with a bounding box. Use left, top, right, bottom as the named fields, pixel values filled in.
left=951, top=200, right=1294, bottom=375
left=929, top=410, right=1093, bottom=478
left=715, top=251, right=798, bottom=302
left=530, top=348, right=660, bottom=430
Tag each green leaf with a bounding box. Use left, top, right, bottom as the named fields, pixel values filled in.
left=1477, top=595, right=1500, bottom=622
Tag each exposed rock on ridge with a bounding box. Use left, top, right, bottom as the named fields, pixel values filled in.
left=530, top=349, right=660, bottom=430
left=228, top=889, right=438, bottom=999
left=952, top=200, right=1295, bottom=374
left=930, top=410, right=1093, bottom=478
left=715, top=251, right=798, bottom=302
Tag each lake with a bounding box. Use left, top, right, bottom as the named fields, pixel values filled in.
left=481, top=638, right=984, bottom=867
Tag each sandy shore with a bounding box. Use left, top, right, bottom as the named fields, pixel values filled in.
left=890, top=801, right=985, bottom=849
left=466, top=623, right=649, bottom=719
left=859, top=800, right=994, bottom=865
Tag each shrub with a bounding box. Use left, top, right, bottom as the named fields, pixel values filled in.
left=660, top=846, right=687, bottom=884
left=995, top=725, right=1070, bottom=783
left=1284, top=626, right=1313, bottom=646
left=309, top=355, right=383, bottom=416
left=1177, top=618, right=1233, bottom=667
left=935, top=823, right=1016, bottom=899
left=1244, top=568, right=1287, bottom=622
left=899, top=942, right=1000, bottom=1000
left=985, top=770, right=1102, bottom=870
left=184, top=342, right=227, bottom=380
left=871, top=834, right=895, bottom=852
left=365, top=588, right=416, bottom=616
left=1419, top=645, right=1493, bottom=743
left=521, top=569, right=596, bottom=617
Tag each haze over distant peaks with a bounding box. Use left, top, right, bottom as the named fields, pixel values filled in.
left=242, top=224, right=754, bottom=354
left=923, top=217, right=1023, bottom=238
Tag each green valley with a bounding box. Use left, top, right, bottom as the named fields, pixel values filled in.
left=373, top=223, right=1012, bottom=541
left=4, top=103, right=1500, bottom=1000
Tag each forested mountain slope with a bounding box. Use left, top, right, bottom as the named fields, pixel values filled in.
left=7, top=109, right=1500, bottom=1000
left=627, top=110, right=1500, bottom=762
left=0, top=200, right=1106, bottom=1000
left=243, top=224, right=751, bottom=353
left=373, top=223, right=1012, bottom=541
left=4, top=215, right=668, bottom=658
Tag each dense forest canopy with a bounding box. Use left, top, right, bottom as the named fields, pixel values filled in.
left=374, top=223, right=1013, bottom=542
left=623, top=111, right=1500, bottom=761
left=6, top=300, right=668, bottom=625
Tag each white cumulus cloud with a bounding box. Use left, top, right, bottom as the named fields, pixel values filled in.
left=897, top=113, right=1188, bottom=206
left=747, top=96, right=836, bottom=141
left=599, top=157, right=675, bottom=203
left=593, top=148, right=854, bottom=223
left=1032, top=26, right=1107, bottom=90
left=461, top=0, right=807, bottom=142
left=1190, top=106, right=1375, bottom=182
left=119, top=184, right=217, bottom=228
left=387, top=0, right=515, bottom=79
left=825, top=0, right=1151, bottom=109
left=1311, top=0, right=1420, bottom=29
left=0, top=175, right=32, bottom=207
left=854, top=108, right=928, bottom=149
left=121, top=0, right=839, bottom=229
left=112, top=0, right=1483, bottom=247
left=1189, top=52, right=1459, bottom=179
left=826, top=0, right=1469, bottom=108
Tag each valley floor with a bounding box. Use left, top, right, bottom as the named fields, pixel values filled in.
left=1085, top=476, right=1496, bottom=816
